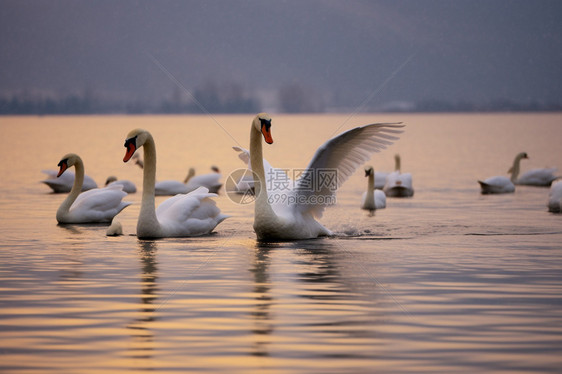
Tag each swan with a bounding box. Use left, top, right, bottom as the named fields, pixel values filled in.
left=503, top=151, right=558, bottom=186
left=41, top=169, right=97, bottom=193
left=106, top=218, right=124, bottom=236
left=383, top=154, right=414, bottom=197
left=247, top=113, right=403, bottom=241
left=55, top=154, right=132, bottom=224
left=123, top=128, right=228, bottom=239
left=547, top=181, right=562, bottom=213
left=361, top=166, right=387, bottom=215
left=105, top=176, right=137, bottom=193
left=155, top=167, right=222, bottom=196
left=478, top=152, right=528, bottom=194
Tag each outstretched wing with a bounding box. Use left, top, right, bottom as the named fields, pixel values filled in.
left=293, top=122, right=404, bottom=218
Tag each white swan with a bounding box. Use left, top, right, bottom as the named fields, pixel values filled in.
left=123, top=129, right=228, bottom=239
left=478, top=152, right=528, bottom=194
left=547, top=181, right=562, bottom=213
left=155, top=167, right=222, bottom=196
left=41, top=169, right=97, bottom=193
left=105, top=176, right=137, bottom=193
left=55, top=154, right=131, bottom=224
left=512, top=152, right=558, bottom=186
left=361, top=166, right=387, bottom=215
left=248, top=113, right=403, bottom=241
left=383, top=154, right=414, bottom=197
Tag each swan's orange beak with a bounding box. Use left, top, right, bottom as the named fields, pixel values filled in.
left=261, top=126, right=273, bottom=144
left=57, top=160, right=68, bottom=178
left=123, top=138, right=137, bottom=162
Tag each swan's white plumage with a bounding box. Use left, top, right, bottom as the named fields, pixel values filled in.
left=155, top=168, right=222, bottom=195
left=123, top=129, right=228, bottom=238
left=517, top=168, right=558, bottom=186
left=478, top=176, right=515, bottom=194
left=105, top=176, right=137, bottom=193
left=56, top=154, right=131, bottom=224
left=42, top=169, right=97, bottom=193
left=547, top=181, right=562, bottom=213
left=382, top=154, right=414, bottom=197
left=247, top=113, right=403, bottom=240
left=362, top=166, right=386, bottom=213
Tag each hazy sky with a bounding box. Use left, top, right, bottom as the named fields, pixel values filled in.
left=1, top=0, right=561, bottom=109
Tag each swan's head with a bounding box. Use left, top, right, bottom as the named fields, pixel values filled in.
left=123, top=129, right=150, bottom=162
left=253, top=113, right=273, bottom=144
left=364, top=166, right=374, bottom=177
left=105, top=176, right=118, bottom=185
left=57, top=153, right=80, bottom=177
left=516, top=152, right=529, bottom=160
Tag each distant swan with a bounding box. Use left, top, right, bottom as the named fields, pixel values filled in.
left=41, top=169, right=97, bottom=193
left=55, top=154, right=131, bottom=224
left=547, top=181, right=562, bottom=213
left=361, top=166, right=387, bottom=215
left=248, top=113, right=403, bottom=241
left=105, top=176, right=137, bottom=193
left=155, top=167, right=222, bottom=196
left=510, top=152, right=559, bottom=186
left=123, top=129, right=228, bottom=239
left=383, top=154, right=414, bottom=197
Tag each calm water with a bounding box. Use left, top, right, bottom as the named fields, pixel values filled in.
left=1, top=113, right=561, bottom=373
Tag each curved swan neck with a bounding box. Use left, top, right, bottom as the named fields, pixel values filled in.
left=510, top=154, right=524, bottom=182
left=139, top=133, right=159, bottom=228
left=394, top=154, right=401, bottom=172
left=367, top=172, right=375, bottom=194
left=250, top=125, right=275, bottom=219
left=56, top=158, right=84, bottom=221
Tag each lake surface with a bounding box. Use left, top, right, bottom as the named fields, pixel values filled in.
left=1, top=113, right=561, bottom=373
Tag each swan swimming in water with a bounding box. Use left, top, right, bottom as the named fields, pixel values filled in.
left=361, top=166, right=387, bottom=215
left=123, top=128, right=228, bottom=239
left=547, top=181, right=562, bottom=213
left=155, top=167, right=222, bottom=196
left=105, top=176, right=137, bottom=194
left=383, top=154, right=414, bottom=197
left=247, top=113, right=403, bottom=241
left=509, top=152, right=559, bottom=186
left=41, top=169, right=98, bottom=193
left=55, top=154, right=131, bottom=224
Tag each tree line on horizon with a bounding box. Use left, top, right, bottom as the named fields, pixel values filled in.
left=1, top=82, right=561, bottom=115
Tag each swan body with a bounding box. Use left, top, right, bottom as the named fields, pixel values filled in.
left=547, top=181, right=562, bottom=213
left=41, top=169, right=97, bottom=193
left=517, top=168, right=558, bottom=186
left=383, top=154, right=414, bottom=197
left=361, top=166, right=386, bottom=214
left=155, top=168, right=222, bottom=196
left=478, top=176, right=515, bottom=194
left=123, top=129, right=228, bottom=239
left=105, top=176, right=137, bottom=193
left=248, top=113, right=403, bottom=241
left=106, top=218, right=124, bottom=236
left=478, top=152, right=528, bottom=194
left=55, top=154, right=131, bottom=224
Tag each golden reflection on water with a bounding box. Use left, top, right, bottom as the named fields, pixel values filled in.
left=0, top=114, right=561, bottom=372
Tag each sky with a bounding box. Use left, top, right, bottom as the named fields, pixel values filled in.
left=1, top=0, right=562, bottom=111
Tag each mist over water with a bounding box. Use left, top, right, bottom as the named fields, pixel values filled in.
left=0, top=113, right=561, bottom=373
